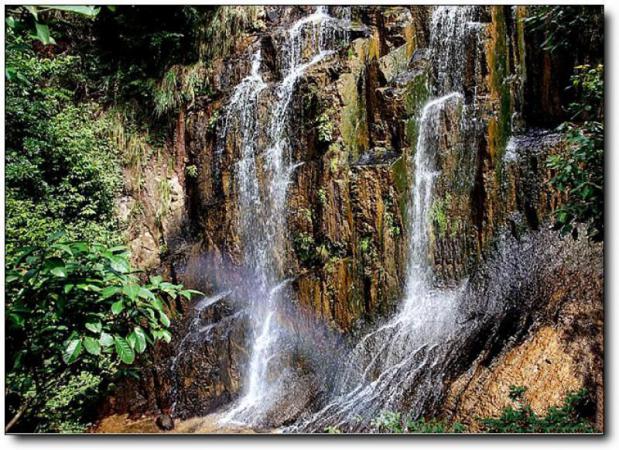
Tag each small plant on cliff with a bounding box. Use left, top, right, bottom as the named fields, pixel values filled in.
left=5, top=235, right=201, bottom=432
left=480, top=386, right=596, bottom=433
left=317, top=111, right=335, bottom=144
left=547, top=64, right=603, bottom=241
left=185, top=164, right=199, bottom=178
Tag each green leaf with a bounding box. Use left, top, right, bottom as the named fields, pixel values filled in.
left=133, top=327, right=147, bottom=354
left=126, top=332, right=137, bottom=349
left=99, top=332, right=114, bottom=348
left=101, top=286, right=120, bottom=299
left=114, top=336, right=135, bottom=364
left=154, top=329, right=172, bottom=344
left=151, top=297, right=164, bottom=312
left=149, top=275, right=163, bottom=287
left=85, top=322, right=102, bottom=333
left=123, top=283, right=140, bottom=301
left=24, top=6, right=39, bottom=20
left=63, top=283, right=75, bottom=294
left=161, top=330, right=172, bottom=343
left=44, top=257, right=67, bottom=277
left=51, top=6, right=100, bottom=17
left=110, top=255, right=130, bottom=273
left=159, top=311, right=171, bottom=328
left=34, top=22, right=56, bottom=45
left=6, top=16, right=18, bottom=29
left=83, top=336, right=101, bottom=355
left=111, top=300, right=124, bottom=315
left=62, top=339, right=82, bottom=364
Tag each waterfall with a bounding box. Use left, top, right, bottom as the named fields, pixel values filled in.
left=291, top=6, right=481, bottom=432
left=217, top=6, right=349, bottom=426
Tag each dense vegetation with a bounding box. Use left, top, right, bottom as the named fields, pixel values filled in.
left=524, top=6, right=604, bottom=241
left=4, top=6, right=207, bottom=432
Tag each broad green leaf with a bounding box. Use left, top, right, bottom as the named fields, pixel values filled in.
left=149, top=275, right=163, bottom=287
left=34, top=22, right=56, bottom=45
left=99, top=332, right=114, bottom=348
left=83, top=336, right=101, bottom=355
left=85, top=322, right=102, bottom=333
left=126, top=332, right=137, bottom=349
left=110, top=256, right=130, bottom=273
left=123, top=283, right=140, bottom=301
left=64, top=283, right=74, bottom=294
left=111, top=300, right=124, bottom=315
left=6, top=16, right=17, bottom=29
left=138, top=287, right=156, bottom=300
left=24, top=6, right=39, bottom=19
left=101, top=286, right=120, bottom=299
left=51, top=6, right=100, bottom=17
left=151, top=297, right=164, bottom=312
left=62, top=339, right=82, bottom=364
left=159, top=311, right=171, bottom=328
left=114, top=336, right=135, bottom=364
left=133, top=327, right=147, bottom=353
left=161, top=330, right=172, bottom=343
left=44, top=257, right=67, bottom=277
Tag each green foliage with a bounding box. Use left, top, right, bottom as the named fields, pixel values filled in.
left=199, top=6, right=262, bottom=61
left=524, top=6, right=603, bottom=54
left=5, top=236, right=202, bottom=432
left=186, top=164, right=199, bottom=178
left=5, top=5, right=100, bottom=47
left=481, top=386, right=596, bottom=433
left=153, top=63, right=207, bottom=117
left=317, top=111, right=335, bottom=144
left=318, top=188, right=327, bottom=205
left=547, top=64, right=603, bottom=241
left=5, top=35, right=122, bottom=255
left=293, top=232, right=317, bottom=265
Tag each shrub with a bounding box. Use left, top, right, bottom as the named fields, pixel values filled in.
left=5, top=236, right=201, bottom=432
left=547, top=64, right=603, bottom=241
left=480, top=386, right=596, bottom=433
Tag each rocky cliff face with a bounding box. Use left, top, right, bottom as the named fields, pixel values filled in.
left=99, top=5, right=603, bottom=431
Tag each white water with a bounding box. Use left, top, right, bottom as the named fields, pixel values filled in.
left=291, top=6, right=482, bottom=431
left=218, top=6, right=349, bottom=425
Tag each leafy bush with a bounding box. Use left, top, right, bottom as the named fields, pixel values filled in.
left=523, top=6, right=603, bottom=55
left=547, top=64, right=603, bottom=241
left=5, top=236, right=201, bottom=432
left=5, top=31, right=122, bottom=255
left=480, top=386, right=596, bottom=433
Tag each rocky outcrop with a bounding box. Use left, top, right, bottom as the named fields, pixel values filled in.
left=98, top=5, right=603, bottom=431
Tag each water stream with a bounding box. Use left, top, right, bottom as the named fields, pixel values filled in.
left=214, top=6, right=349, bottom=425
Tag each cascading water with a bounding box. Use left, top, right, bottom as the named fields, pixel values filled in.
left=291, top=6, right=482, bottom=432
left=213, top=6, right=349, bottom=426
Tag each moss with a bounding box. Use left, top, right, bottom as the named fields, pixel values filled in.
left=359, top=237, right=372, bottom=254
left=390, top=156, right=409, bottom=218
left=430, top=198, right=448, bottom=238
left=404, top=69, right=430, bottom=160
left=317, top=188, right=327, bottom=205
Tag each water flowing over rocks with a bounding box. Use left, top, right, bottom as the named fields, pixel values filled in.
left=97, top=5, right=603, bottom=433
